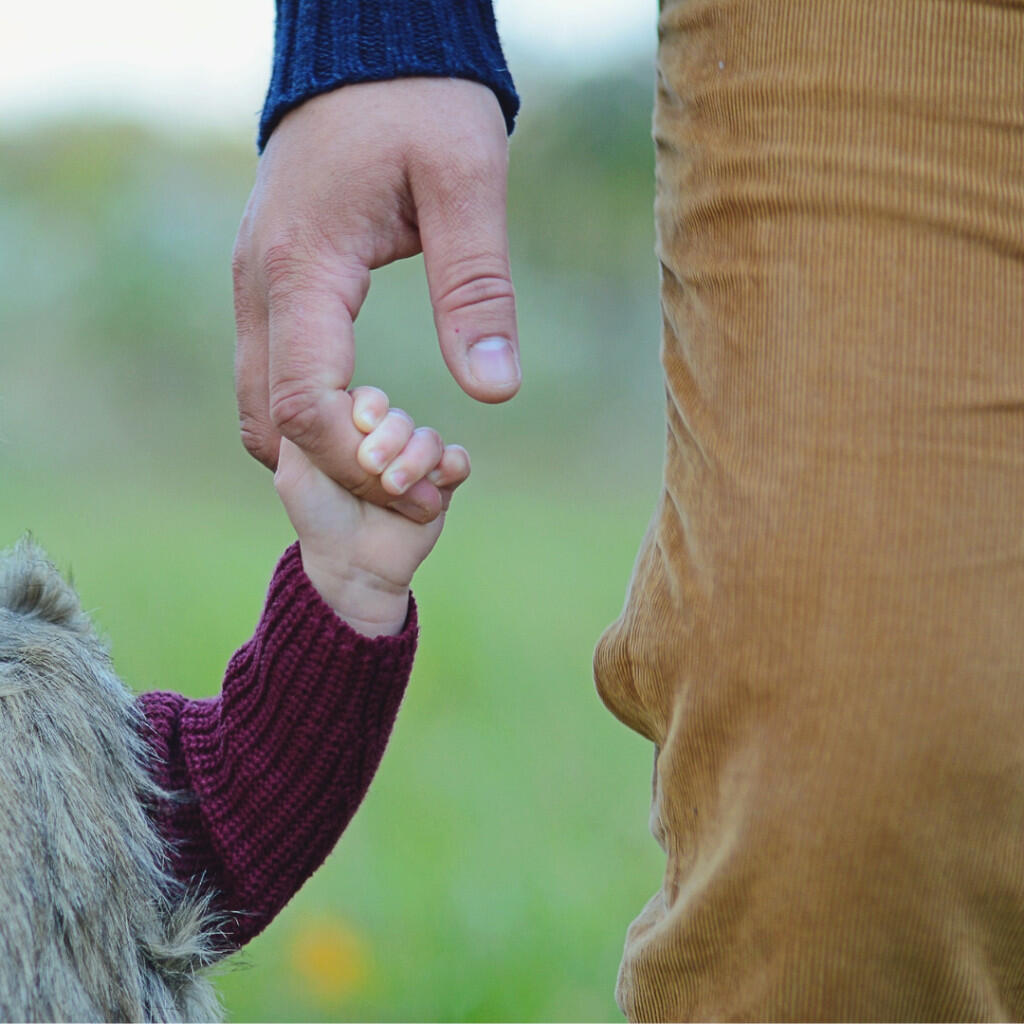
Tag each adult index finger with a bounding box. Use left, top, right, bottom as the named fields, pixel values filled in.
left=233, top=238, right=278, bottom=469
left=265, top=264, right=442, bottom=520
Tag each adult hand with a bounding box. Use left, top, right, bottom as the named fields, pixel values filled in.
left=232, top=78, right=519, bottom=524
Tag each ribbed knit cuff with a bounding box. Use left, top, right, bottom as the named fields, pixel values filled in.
left=213, top=542, right=417, bottom=755
left=140, top=543, right=418, bottom=948
left=259, top=0, right=519, bottom=150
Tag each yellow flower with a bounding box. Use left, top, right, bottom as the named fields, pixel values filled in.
left=289, top=916, right=371, bottom=1004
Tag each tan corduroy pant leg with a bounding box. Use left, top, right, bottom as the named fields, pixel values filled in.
left=594, top=2, right=1024, bottom=1019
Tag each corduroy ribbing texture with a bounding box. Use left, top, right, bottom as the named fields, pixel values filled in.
left=594, top=1, right=1024, bottom=1019
left=259, top=0, right=518, bottom=149
left=139, top=542, right=417, bottom=949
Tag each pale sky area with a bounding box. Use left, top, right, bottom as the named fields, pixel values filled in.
left=1, top=1, right=655, bottom=133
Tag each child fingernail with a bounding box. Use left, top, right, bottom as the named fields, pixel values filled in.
left=365, top=449, right=387, bottom=472
left=428, top=469, right=444, bottom=485
left=385, top=469, right=408, bottom=494
left=358, top=410, right=382, bottom=432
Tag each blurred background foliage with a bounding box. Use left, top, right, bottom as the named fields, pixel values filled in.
left=1, top=62, right=669, bottom=1021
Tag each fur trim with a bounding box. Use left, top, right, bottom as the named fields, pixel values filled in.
left=0, top=538, right=224, bottom=1022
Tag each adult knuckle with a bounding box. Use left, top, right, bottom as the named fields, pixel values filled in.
left=415, top=131, right=504, bottom=183
left=230, top=244, right=249, bottom=290
left=259, top=230, right=333, bottom=300
left=232, top=204, right=256, bottom=275
left=261, top=241, right=309, bottom=294
left=462, top=148, right=506, bottom=189
left=268, top=384, right=324, bottom=444
left=259, top=236, right=369, bottom=322
left=433, top=255, right=515, bottom=316
left=231, top=245, right=264, bottom=332
left=239, top=416, right=276, bottom=467
left=232, top=289, right=261, bottom=336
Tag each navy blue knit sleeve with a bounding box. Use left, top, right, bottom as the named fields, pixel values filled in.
left=259, top=0, right=519, bottom=150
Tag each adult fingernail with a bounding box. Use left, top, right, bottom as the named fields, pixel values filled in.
left=468, top=337, right=519, bottom=387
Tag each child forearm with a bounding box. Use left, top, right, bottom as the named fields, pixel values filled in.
left=139, top=544, right=417, bottom=949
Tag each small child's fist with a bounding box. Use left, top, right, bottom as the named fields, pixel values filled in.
left=274, top=386, right=469, bottom=636
left=350, top=386, right=470, bottom=503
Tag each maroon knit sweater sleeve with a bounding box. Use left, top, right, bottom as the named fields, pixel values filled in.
left=136, top=542, right=417, bottom=949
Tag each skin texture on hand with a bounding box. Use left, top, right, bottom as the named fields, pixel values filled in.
left=274, top=386, right=470, bottom=636
left=233, top=78, right=520, bottom=524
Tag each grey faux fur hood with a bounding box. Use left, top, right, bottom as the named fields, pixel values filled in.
left=0, top=538, right=223, bottom=1022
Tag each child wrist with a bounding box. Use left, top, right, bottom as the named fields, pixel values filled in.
left=299, top=553, right=410, bottom=637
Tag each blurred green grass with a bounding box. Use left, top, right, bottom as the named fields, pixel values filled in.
left=0, top=62, right=670, bottom=1021
left=1, top=461, right=663, bottom=1022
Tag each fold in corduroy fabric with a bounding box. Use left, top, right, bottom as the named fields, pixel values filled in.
left=594, top=1, right=1024, bottom=1019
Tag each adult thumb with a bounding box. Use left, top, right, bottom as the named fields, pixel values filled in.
left=416, top=135, right=521, bottom=404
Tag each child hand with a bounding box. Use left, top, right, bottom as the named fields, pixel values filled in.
left=274, top=387, right=470, bottom=636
